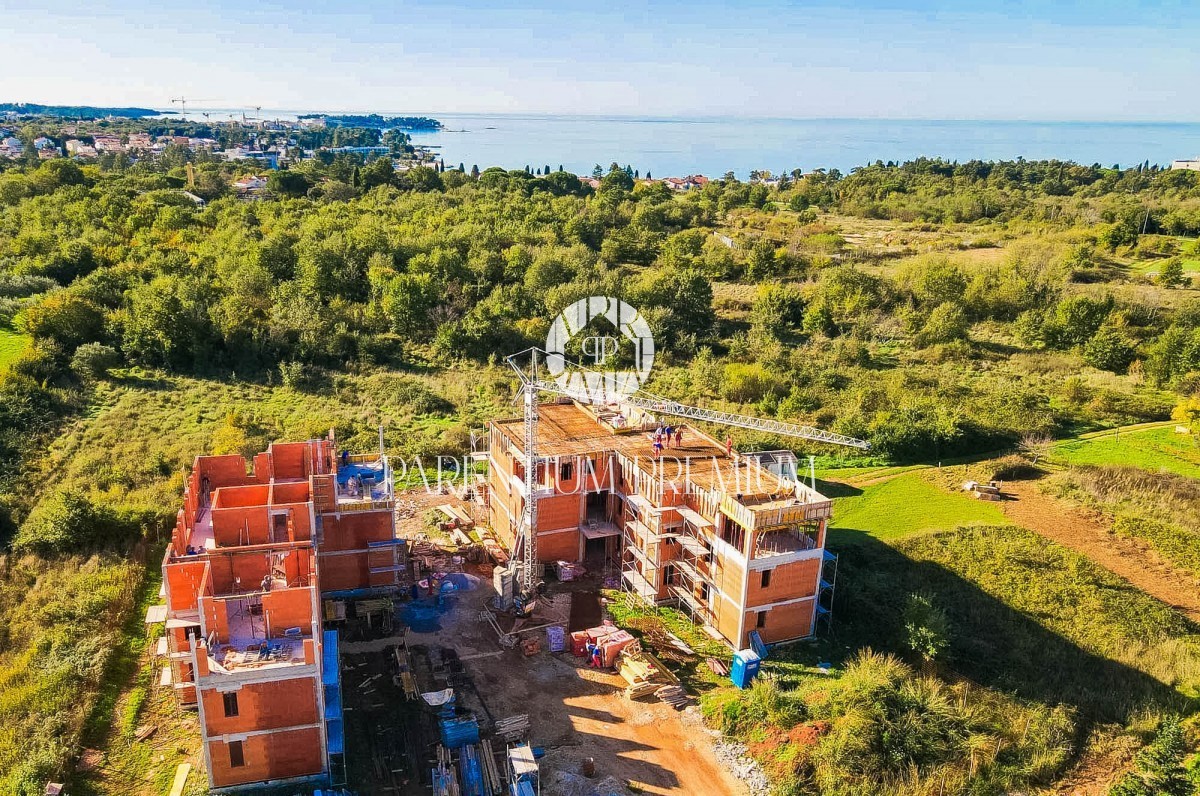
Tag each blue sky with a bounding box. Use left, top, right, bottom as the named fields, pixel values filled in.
left=2, top=0, right=1198, bottom=120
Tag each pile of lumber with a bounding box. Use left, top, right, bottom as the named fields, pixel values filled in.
left=655, top=684, right=688, bottom=708
left=478, top=739, right=504, bottom=795
left=494, top=714, right=530, bottom=741
left=706, top=657, right=730, bottom=676
left=618, top=648, right=680, bottom=701
left=437, top=503, right=475, bottom=529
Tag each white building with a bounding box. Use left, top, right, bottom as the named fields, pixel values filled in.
left=1170, top=159, right=1200, bottom=171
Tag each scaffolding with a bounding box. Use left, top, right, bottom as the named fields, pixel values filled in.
left=620, top=510, right=663, bottom=604
left=663, top=518, right=720, bottom=631
left=814, top=549, right=838, bottom=634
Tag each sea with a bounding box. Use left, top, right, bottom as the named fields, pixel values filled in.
left=172, top=110, right=1200, bottom=177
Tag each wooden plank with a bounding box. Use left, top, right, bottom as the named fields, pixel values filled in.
left=168, top=762, right=191, bottom=796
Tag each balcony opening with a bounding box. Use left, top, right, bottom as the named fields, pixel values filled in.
left=229, top=740, right=245, bottom=768
left=721, top=517, right=746, bottom=554
left=761, top=569, right=772, bottom=588
left=756, top=610, right=767, bottom=629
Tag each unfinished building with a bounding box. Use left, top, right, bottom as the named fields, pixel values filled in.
left=487, top=400, right=837, bottom=649
left=160, top=436, right=403, bottom=791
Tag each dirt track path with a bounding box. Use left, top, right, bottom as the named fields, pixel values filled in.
left=999, top=480, right=1200, bottom=624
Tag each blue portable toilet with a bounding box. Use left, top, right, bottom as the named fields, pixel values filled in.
left=730, top=649, right=761, bottom=689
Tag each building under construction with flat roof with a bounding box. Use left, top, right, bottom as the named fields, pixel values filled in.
left=158, top=434, right=404, bottom=791
left=487, top=399, right=838, bottom=649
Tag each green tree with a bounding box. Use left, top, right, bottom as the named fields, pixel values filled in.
left=267, top=169, right=312, bottom=197
left=749, top=283, right=806, bottom=341
left=22, top=293, right=105, bottom=349
left=1157, top=258, right=1187, bottom=288
left=1084, top=324, right=1137, bottom=373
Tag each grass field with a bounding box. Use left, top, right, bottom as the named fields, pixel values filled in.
left=1130, top=258, right=1200, bottom=276
left=826, top=472, right=1008, bottom=541
left=0, top=326, right=29, bottom=372
left=1049, top=426, right=1200, bottom=479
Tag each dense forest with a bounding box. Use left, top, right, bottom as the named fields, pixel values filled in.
left=0, top=146, right=1198, bottom=794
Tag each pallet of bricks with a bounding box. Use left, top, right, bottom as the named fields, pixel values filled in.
left=618, top=647, right=687, bottom=707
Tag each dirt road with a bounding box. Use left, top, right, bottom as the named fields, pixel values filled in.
left=999, top=479, right=1200, bottom=624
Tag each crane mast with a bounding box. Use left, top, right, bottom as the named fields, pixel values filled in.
left=504, top=347, right=869, bottom=603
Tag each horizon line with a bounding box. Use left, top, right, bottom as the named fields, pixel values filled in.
left=6, top=101, right=1200, bottom=126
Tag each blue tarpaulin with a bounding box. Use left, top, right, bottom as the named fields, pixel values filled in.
left=323, top=630, right=345, bottom=755
left=439, top=715, right=480, bottom=749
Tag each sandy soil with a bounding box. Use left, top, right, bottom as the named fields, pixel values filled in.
left=999, top=479, right=1200, bottom=623
left=411, top=580, right=750, bottom=796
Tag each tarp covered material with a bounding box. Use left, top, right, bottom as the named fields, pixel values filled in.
left=422, top=688, right=455, bottom=707
left=440, top=715, right=480, bottom=749
left=322, top=630, right=340, bottom=686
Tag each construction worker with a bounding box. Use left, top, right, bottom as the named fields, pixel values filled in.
left=726, top=436, right=733, bottom=458
left=675, top=428, right=683, bottom=449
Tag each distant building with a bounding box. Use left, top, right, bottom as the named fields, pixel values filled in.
left=1171, top=159, right=1200, bottom=172
left=0, top=136, right=23, bottom=158
left=65, top=139, right=98, bottom=158
left=662, top=174, right=709, bottom=191
left=127, top=133, right=154, bottom=150
left=221, top=148, right=280, bottom=169
left=92, top=135, right=124, bottom=152
left=232, top=175, right=269, bottom=192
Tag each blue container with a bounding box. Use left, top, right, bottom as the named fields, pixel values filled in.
left=730, top=649, right=761, bottom=689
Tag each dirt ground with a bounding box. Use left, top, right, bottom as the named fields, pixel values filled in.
left=355, top=571, right=749, bottom=796
left=999, top=478, right=1200, bottom=624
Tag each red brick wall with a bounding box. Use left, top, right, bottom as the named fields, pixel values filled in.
left=536, top=529, right=580, bottom=562
left=212, top=506, right=270, bottom=547
left=745, top=558, right=820, bottom=608
left=208, top=725, right=323, bottom=787
left=316, top=553, right=367, bottom=593
left=319, top=512, right=392, bottom=552
left=262, top=588, right=314, bottom=636
left=201, top=676, right=319, bottom=736
left=165, top=560, right=209, bottom=612
left=269, top=442, right=310, bottom=480
left=745, top=599, right=814, bottom=645
left=536, top=494, right=581, bottom=532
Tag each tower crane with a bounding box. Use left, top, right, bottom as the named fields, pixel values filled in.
left=169, top=97, right=218, bottom=116
left=504, top=347, right=869, bottom=608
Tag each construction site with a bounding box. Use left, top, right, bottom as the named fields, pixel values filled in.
left=145, top=349, right=868, bottom=795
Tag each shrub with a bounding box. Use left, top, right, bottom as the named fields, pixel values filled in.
left=21, top=292, right=105, bottom=348
left=722, top=363, right=783, bottom=403
left=1084, top=325, right=1137, bottom=373
left=70, top=342, right=120, bottom=380
left=13, top=490, right=147, bottom=554
left=914, top=302, right=969, bottom=347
